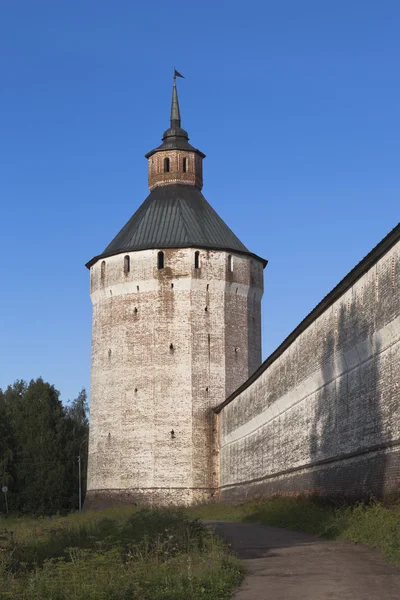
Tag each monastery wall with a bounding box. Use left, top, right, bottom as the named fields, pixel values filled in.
left=217, top=229, right=400, bottom=500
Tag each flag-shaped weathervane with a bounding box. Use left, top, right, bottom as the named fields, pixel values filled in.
left=174, top=69, right=185, bottom=79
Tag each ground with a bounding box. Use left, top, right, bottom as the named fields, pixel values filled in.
left=210, top=521, right=400, bottom=599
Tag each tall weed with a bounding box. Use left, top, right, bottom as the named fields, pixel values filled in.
left=0, top=508, right=243, bottom=600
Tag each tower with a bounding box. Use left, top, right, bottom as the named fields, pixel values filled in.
left=85, top=75, right=267, bottom=508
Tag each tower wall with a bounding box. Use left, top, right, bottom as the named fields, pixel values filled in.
left=148, top=149, right=203, bottom=190
left=86, top=247, right=263, bottom=508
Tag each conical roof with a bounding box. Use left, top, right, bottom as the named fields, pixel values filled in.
left=86, top=75, right=267, bottom=269
left=86, top=185, right=267, bottom=267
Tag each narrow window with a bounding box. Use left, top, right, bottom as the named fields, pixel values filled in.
left=164, top=157, right=170, bottom=173
left=158, top=251, right=164, bottom=269
left=124, top=255, right=130, bottom=273
left=392, top=257, right=395, bottom=289
left=183, top=157, right=188, bottom=173
left=194, top=251, right=200, bottom=269
left=101, top=260, right=106, bottom=279
left=228, top=255, right=233, bottom=272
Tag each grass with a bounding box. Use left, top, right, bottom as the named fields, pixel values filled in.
left=0, top=506, right=243, bottom=599
left=187, top=496, right=400, bottom=567
left=2, top=496, right=398, bottom=598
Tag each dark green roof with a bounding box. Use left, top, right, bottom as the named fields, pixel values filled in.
left=86, top=185, right=267, bottom=268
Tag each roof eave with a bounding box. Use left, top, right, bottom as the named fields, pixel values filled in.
left=85, top=245, right=268, bottom=270
left=145, top=147, right=206, bottom=159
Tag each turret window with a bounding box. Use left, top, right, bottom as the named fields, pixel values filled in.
left=228, top=255, right=233, bottom=272
left=158, top=251, right=164, bottom=269
left=124, top=255, right=130, bottom=273
left=183, top=157, right=188, bottom=173
left=164, top=157, right=170, bottom=173
left=194, top=251, right=200, bottom=269
left=101, top=260, right=106, bottom=279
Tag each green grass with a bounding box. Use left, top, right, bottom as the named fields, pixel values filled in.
left=2, top=496, right=398, bottom=599
left=0, top=507, right=243, bottom=599
left=187, top=496, right=400, bottom=567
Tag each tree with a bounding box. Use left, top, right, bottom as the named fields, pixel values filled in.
left=0, top=388, right=14, bottom=511
left=1, top=379, right=89, bottom=514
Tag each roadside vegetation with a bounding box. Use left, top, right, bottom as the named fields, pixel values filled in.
left=187, top=496, right=400, bottom=567
left=0, top=507, right=243, bottom=600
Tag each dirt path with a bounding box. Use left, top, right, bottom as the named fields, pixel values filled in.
left=209, top=521, right=400, bottom=600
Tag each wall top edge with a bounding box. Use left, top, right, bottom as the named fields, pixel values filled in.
left=85, top=245, right=268, bottom=270
left=214, top=221, right=400, bottom=414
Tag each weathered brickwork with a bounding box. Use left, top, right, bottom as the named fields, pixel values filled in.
left=148, top=149, right=203, bottom=190
left=86, top=248, right=263, bottom=508
left=217, top=233, right=400, bottom=500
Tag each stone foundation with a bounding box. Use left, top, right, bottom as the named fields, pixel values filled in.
left=84, top=487, right=213, bottom=510
left=219, top=445, right=400, bottom=502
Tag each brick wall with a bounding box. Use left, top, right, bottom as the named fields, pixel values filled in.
left=85, top=247, right=264, bottom=508
left=148, top=149, right=203, bottom=190
left=217, top=231, right=400, bottom=501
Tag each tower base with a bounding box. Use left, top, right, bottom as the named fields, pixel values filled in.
left=83, top=487, right=215, bottom=510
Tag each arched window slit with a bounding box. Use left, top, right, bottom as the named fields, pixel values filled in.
left=124, top=255, right=130, bottom=273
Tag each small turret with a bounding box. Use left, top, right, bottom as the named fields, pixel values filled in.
left=145, top=73, right=205, bottom=190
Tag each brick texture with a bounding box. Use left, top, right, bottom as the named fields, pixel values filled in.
left=85, top=248, right=264, bottom=508
left=148, top=149, right=203, bottom=190
left=218, top=239, right=400, bottom=501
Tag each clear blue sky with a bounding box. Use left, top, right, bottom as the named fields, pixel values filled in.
left=1, top=1, right=399, bottom=403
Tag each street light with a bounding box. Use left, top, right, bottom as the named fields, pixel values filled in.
left=78, top=437, right=88, bottom=512
left=2, top=486, right=8, bottom=516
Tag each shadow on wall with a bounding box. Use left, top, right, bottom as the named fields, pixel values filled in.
left=310, top=298, right=385, bottom=499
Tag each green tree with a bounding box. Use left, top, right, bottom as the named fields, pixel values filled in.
left=1, top=379, right=89, bottom=514
left=8, top=378, right=70, bottom=513
left=0, top=388, right=14, bottom=513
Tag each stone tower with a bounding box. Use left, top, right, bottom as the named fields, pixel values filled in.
left=85, top=75, right=267, bottom=508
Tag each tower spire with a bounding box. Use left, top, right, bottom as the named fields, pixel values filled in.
left=170, top=73, right=181, bottom=129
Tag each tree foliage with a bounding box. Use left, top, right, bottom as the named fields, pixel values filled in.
left=0, top=378, right=88, bottom=515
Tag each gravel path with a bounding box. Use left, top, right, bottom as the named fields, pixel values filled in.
left=209, top=521, right=400, bottom=600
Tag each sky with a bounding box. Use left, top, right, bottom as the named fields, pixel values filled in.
left=0, top=1, right=399, bottom=403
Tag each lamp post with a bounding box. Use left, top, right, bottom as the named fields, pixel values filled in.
left=78, top=437, right=88, bottom=512
left=2, top=486, right=8, bottom=516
